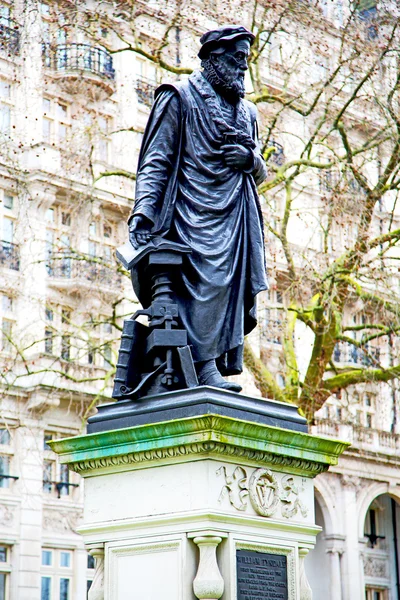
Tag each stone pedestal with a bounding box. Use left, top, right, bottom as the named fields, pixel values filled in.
left=50, top=387, right=348, bottom=600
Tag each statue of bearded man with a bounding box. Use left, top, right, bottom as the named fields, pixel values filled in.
left=128, top=25, right=268, bottom=393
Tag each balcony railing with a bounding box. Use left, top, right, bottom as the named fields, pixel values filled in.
left=0, top=16, right=20, bottom=55
left=135, top=76, right=157, bottom=108
left=0, top=240, right=20, bottom=270
left=319, top=169, right=366, bottom=196
left=42, top=43, right=115, bottom=81
left=46, top=253, right=121, bottom=289
left=313, top=418, right=400, bottom=456
left=333, top=341, right=380, bottom=367
left=43, top=479, right=79, bottom=499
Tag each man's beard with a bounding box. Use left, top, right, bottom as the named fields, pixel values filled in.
left=201, top=58, right=245, bottom=104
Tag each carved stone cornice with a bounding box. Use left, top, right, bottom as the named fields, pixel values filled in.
left=50, top=413, right=349, bottom=479
left=71, top=440, right=330, bottom=477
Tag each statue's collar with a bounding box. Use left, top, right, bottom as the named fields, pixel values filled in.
left=189, top=71, right=255, bottom=149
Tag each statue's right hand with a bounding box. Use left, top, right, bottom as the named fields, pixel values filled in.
left=129, top=215, right=153, bottom=249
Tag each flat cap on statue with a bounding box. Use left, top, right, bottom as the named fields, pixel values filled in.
left=198, top=25, right=255, bottom=59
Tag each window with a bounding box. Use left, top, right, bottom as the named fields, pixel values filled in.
left=60, top=552, right=71, bottom=568
left=87, top=553, right=95, bottom=597
left=43, top=439, right=77, bottom=499
left=87, top=554, right=95, bottom=569
left=88, top=217, right=116, bottom=264
left=1, top=295, right=12, bottom=312
left=61, top=336, right=70, bottom=361
left=43, top=433, right=52, bottom=451
left=44, top=305, right=75, bottom=360
left=42, top=98, right=71, bottom=145
left=97, top=115, right=112, bottom=162
left=42, top=550, right=52, bottom=566
left=41, top=576, right=52, bottom=600
left=0, top=100, right=10, bottom=134
left=103, top=342, right=112, bottom=368
left=364, top=506, right=385, bottom=548
left=3, top=195, right=12, bottom=210
left=43, top=460, right=54, bottom=493
left=61, top=212, right=71, bottom=227
left=354, top=392, right=375, bottom=428
left=42, top=548, right=73, bottom=600
left=45, top=206, right=74, bottom=279
left=135, top=59, right=158, bottom=108
left=333, top=0, right=344, bottom=26
left=260, top=289, right=284, bottom=346
left=60, top=578, right=70, bottom=600
left=103, top=322, right=112, bottom=335
left=44, top=307, right=54, bottom=354
left=0, top=430, right=10, bottom=445
left=0, top=456, right=9, bottom=489
left=3, top=217, right=13, bottom=244
left=365, top=591, right=388, bottom=600
left=356, top=0, right=377, bottom=15
left=276, top=373, right=285, bottom=388
left=84, top=312, right=115, bottom=368
left=61, top=309, right=70, bottom=325
left=59, top=464, right=70, bottom=497
left=0, top=546, right=10, bottom=599
left=355, top=0, right=378, bottom=39
left=40, top=2, right=68, bottom=48
left=40, top=2, right=50, bottom=17
left=0, top=191, right=18, bottom=270
left=44, top=329, right=53, bottom=354
left=1, top=319, right=11, bottom=353
left=87, top=344, right=95, bottom=365
left=0, top=79, right=9, bottom=99
left=46, top=208, right=55, bottom=223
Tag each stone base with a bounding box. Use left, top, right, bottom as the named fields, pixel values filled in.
left=87, top=385, right=308, bottom=433
left=51, top=390, right=348, bottom=600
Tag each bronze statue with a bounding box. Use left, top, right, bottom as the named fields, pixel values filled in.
left=115, top=25, right=268, bottom=399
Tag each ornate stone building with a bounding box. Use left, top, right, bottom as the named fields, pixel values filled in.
left=0, top=0, right=399, bottom=599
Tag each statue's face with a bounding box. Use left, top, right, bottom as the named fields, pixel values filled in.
left=211, top=39, right=250, bottom=86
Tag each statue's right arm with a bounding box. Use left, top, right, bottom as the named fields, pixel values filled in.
left=129, top=90, right=181, bottom=235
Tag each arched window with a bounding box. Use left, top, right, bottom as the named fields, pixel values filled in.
left=363, top=495, right=400, bottom=599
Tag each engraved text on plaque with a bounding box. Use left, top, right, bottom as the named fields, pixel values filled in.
left=236, top=549, right=288, bottom=600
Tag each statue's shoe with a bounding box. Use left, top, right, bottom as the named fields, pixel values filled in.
left=211, top=378, right=243, bottom=393
left=196, top=360, right=242, bottom=393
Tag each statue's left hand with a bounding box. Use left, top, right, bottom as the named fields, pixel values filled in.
left=222, top=144, right=253, bottom=170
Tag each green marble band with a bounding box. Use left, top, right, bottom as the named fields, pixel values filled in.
left=50, top=414, right=349, bottom=477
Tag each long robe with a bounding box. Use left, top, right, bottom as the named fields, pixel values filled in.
left=130, top=71, right=268, bottom=374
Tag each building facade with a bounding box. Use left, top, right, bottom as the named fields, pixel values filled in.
left=0, top=0, right=399, bottom=599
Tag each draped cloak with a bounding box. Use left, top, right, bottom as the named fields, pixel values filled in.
left=130, top=71, right=268, bottom=374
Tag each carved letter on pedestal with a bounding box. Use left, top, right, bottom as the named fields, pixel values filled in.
left=192, top=536, right=224, bottom=600
left=88, top=545, right=105, bottom=600
left=299, top=548, right=312, bottom=600
left=249, top=468, right=279, bottom=517
left=217, top=466, right=308, bottom=520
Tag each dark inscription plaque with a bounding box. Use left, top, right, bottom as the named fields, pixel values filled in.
left=236, top=550, right=288, bottom=600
